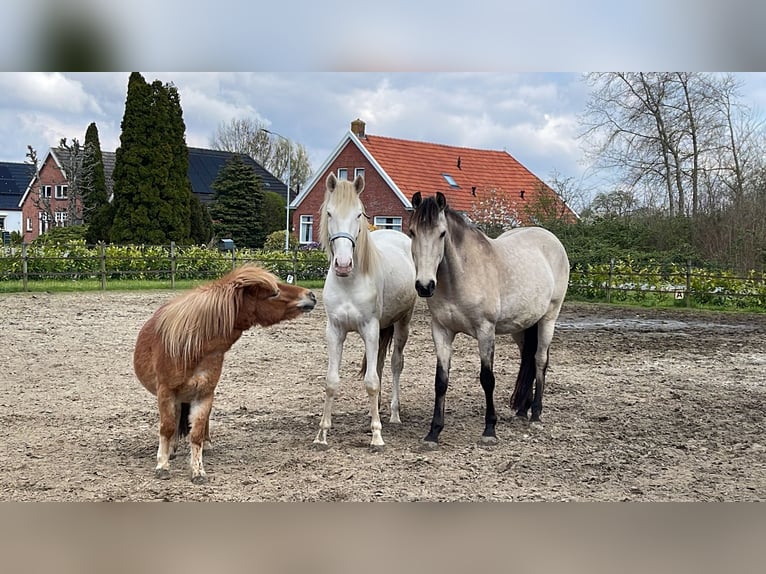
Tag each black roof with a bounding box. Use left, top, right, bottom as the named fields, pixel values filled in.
left=0, top=161, right=32, bottom=210
left=187, top=147, right=288, bottom=204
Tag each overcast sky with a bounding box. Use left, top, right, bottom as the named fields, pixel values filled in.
left=3, top=72, right=766, bottom=203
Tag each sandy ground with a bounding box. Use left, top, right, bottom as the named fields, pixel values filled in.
left=1, top=288, right=765, bottom=501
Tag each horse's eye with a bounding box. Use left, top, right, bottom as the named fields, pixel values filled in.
left=327, top=212, right=332, bottom=218
left=408, top=230, right=415, bottom=238
left=439, top=231, right=446, bottom=239
left=357, top=213, right=362, bottom=219
left=271, top=290, right=280, bottom=298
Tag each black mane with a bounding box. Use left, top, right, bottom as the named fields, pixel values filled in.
left=411, top=195, right=489, bottom=247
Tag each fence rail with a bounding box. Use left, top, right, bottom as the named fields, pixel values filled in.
left=0, top=242, right=329, bottom=291
left=1, top=245, right=765, bottom=309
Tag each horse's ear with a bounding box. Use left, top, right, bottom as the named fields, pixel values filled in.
left=326, top=172, right=338, bottom=192
left=353, top=174, right=364, bottom=194
left=436, top=192, right=447, bottom=211
left=411, top=192, right=422, bottom=209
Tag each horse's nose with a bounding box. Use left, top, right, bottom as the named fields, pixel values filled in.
left=309, top=291, right=317, bottom=304
left=415, top=279, right=435, bottom=297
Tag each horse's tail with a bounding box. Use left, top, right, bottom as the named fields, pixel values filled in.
left=511, top=322, right=538, bottom=413
left=179, top=402, right=191, bottom=437
left=358, top=324, right=395, bottom=379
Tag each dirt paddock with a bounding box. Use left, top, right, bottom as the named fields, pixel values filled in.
left=1, top=289, right=765, bottom=501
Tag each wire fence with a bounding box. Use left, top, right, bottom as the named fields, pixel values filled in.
left=1, top=245, right=765, bottom=309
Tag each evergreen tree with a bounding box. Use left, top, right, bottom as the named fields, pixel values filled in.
left=209, top=155, right=266, bottom=248
left=261, top=191, right=287, bottom=237
left=81, top=122, right=112, bottom=243
left=110, top=72, right=192, bottom=244
left=189, top=193, right=213, bottom=244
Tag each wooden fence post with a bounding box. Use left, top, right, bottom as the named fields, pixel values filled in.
left=292, top=249, right=298, bottom=283
left=99, top=242, right=106, bottom=290
left=686, top=259, right=692, bottom=308
left=607, top=258, right=614, bottom=303
left=170, top=241, right=176, bottom=289
left=21, top=243, right=28, bottom=292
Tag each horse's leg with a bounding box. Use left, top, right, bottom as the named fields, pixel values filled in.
left=188, top=394, right=214, bottom=484
left=313, top=323, right=346, bottom=449
left=511, top=325, right=538, bottom=419
left=360, top=320, right=384, bottom=450
left=531, top=319, right=556, bottom=423
left=389, top=312, right=412, bottom=424
left=477, top=327, right=498, bottom=446
left=154, top=386, right=177, bottom=479
left=423, top=323, right=455, bottom=449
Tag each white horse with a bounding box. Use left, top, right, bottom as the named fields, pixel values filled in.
left=313, top=173, right=417, bottom=451
left=408, top=192, right=570, bottom=449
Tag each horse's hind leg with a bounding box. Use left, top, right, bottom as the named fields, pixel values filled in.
left=389, top=315, right=411, bottom=424
left=531, top=320, right=556, bottom=422
left=188, top=394, right=214, bottom=484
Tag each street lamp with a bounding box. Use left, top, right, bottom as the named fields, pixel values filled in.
left=260, top=128, right=291, bottom=251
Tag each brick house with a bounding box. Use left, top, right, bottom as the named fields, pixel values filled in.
left=18, top=148, right=83, bottom=241
left=289, top=119, right=577, bottom=245
left=18, top=146, right=285, bottom=242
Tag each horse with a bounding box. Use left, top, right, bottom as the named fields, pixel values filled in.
left=313, top=173, right=417, bottom=451
left=133, top=264, right=317, bottom=483
left=408, top=191, right=570, bottom=449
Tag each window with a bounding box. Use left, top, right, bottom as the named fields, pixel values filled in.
left=337, top=168, right=348, bottom=180
left=54, top=211, right=68, bottom=226
left=373, top=216, right=402, bottom=232
left=354, top=167, right=365, bottom=179
left=55, top=185, right=68, bottom=199
left=299, top=215, right=314, bottom=244
left=0, top=216, right=5, bottom=230
left=40, top=185, right=51, bottom=198
left=39, top=212, right=50, bottom=235
left=442, top=174, right=459, bottom=188
left=26, top=217, right=32, bottom=232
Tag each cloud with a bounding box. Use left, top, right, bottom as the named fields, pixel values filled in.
left=0, top=73, right=104, bottom=115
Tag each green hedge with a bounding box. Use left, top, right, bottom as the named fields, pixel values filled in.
left=0, top=240, right=329, bottom=283
left=569, top=258, right=766, bottom=309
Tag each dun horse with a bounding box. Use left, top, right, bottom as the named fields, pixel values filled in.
left=408, top=192, right=569, bottom=448
left=134, top=264, right=316, bottom=482
left=313, top=173, right=417, bottom=451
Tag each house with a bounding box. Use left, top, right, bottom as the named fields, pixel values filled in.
left=18, top=146, right=284, bottom=242
left=289, top=119, right=577, bottom=245
left=0, top=161, right=33, bottom=238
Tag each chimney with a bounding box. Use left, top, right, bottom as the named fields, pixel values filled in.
left=351, top=118, right=366, bottom=138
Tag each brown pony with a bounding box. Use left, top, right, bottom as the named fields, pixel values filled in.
left=134, top=264, right=316, bottom=483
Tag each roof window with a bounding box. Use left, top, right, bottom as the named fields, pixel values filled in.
left=442, top=173, right=459, bottom=188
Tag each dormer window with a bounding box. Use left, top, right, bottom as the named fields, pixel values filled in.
left=442, top=174, right=459, bottom=188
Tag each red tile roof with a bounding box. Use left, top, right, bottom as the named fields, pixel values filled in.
left=358, top=133, right=571, bottom=218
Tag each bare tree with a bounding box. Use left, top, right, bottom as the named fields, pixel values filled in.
left=210, top=117, right=313, bottom=193
left=580, top=72, right=762, bottom=218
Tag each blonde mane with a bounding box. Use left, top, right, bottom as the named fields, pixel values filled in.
left=154, top=264, right=279, bottom=364
left=319, top=177, right=380, bottom=277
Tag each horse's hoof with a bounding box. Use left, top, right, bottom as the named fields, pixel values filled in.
left=154, top=468, right=171, bottom=480
left=530, top=414, right=542, bottom=423
left=389, top=416, right=402, bottom=425
left=369, top=443, right=385, bottom=453
left=478, top=435, right=498, bottom=447
left=169, top=452, right=177, bottom=461
left=191, top=474, right=208, bottom=485
left=312, top=441, right=330, bottom=451
left=420, top=440, right=439, bottom=451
